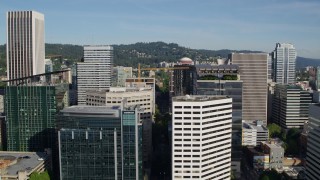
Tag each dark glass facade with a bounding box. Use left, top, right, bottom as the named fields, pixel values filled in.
left=5, top=85, right=68, bottom=151
left=196, top=80, right=243, bottom=160
left=58, top=106, right=143, bottom=180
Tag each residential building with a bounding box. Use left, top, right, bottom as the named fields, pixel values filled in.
left=272, top=84, right=312, bottom=129
left=272, top=43, right=297, bottom=84
left=114, top=66, right=132, bottom=87
left=76, top=45, right=113, bottom=105
left=242, top=120, right=269, bottom=146
left=5, top=84, right=69, bottom=152
left=194, top=64, right=243, bottom=177
left=6, top=11, right=45, bottom=85
left=261, top=141, right=284, bottom=170
left=306, top=104, right=320, bottom=180
left=0, top=151, right=51, bottom=180
left=229, top=53, right=268, bottom=124
left=172, top=95, right=232, bottom=180
left=57, top=106, right=143, bottom=180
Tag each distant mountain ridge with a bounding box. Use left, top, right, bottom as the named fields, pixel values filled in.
left=0, top=42, right=319, bottom=70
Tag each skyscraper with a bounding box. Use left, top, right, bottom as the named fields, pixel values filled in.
left=5, top=84, right=69, bottom=151
left=77, top=45, right=113, bottom=105
left=272, top=84, right=312, bottom=129
left=306, top=104, right=320, bottom=180
left=272, top=43, right=297, bottom=84
left=6, top=11, right=45, bottom=85
left=229, top=53, right=268, bottom=124
left=194, top=64, right=243, bottom=177
left=58, top=106, right=143, bottom=180
left=172, top=95, right=232, bottom=180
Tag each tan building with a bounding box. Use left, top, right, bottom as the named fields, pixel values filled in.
left=229, top=53, right=268, bottom=124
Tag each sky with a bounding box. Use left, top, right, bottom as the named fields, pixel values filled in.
left=1, top=0, right=320, bottom=58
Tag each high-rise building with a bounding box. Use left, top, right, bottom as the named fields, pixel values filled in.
left=77, top=45, right=113, bottom=105
left=58, top=106, right=143, bottom=180
left=194, top=64, right=243, bottom=176
left=306, top=104, right=320, bottom=180
left=5, top=84, right=69, bottom=151
left=173, top=58, right=196, bottom=97
left=272, top=43, right=297, bottom=84
left=6, top=11, right=45, bottom=85
left=229, top=53, right=268, bottom=124
left=272, top=84, right=312, bottom=129
left=172, top=95, right=232, bottom=180
left=86, top=87, right=154, bottom=169
left=316, top=66, right=320, bottom=90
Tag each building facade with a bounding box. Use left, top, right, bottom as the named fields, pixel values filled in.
left=58, top=106, right=143, bottom=180
left=306, top=104, right=320, bottom=180
left=194, top=64, right=243, bottom=176
left=86, top=87, right=153, bottom=170
left=229, top=53, right=268, bottom=124
left=114, top=66, right=132, bottom=87
left=76, top=45, right=113, bottom=105
left=272, top=43, right=297, bottom=84
left=272, top=84, right=312, bottom=129
left=316, top=66, right=320, bottom=90
left=6, top=11, right=45, bottom=85
left=172, top=95, right=232, bottom=180
left=242, top=121, right=269, bottom=146
left=5, top=84, right=69, bottom=151
left=261, top=142, right=284, bottom=170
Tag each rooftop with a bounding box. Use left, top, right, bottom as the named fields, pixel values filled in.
left=242, top=121, right=268, bottom=132
left=61, top=105, right=121, bottom=115
left=0, top=151, right=48, bottom=176
left=172, top=95, right=230, bottom=102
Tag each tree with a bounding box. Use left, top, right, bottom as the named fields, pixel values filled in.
left=267, top=123, right=282, bottom=138
left=29, top=171, right=50, bottom=180
left=259, top=169, right=281, bottom=180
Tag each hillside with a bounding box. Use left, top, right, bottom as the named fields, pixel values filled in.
left=0, top=42, right=320, bottom=74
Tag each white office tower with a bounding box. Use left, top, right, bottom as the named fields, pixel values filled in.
left=272, top=43, right=297, bottom=84
left=77, top=45, right=113, bottom=105
left=172, top=95, right=232, bottom=180
left=7, top=11, right=45, bottom=85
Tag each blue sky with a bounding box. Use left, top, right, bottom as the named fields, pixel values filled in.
left=1, top=0, right=320, bottom=58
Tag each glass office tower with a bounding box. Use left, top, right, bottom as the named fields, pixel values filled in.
left=5, top=84, right=69, bottom=151
left=58, top=106, right=142, bottom=180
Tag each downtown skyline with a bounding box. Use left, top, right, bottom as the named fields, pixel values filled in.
left=0, top=0, right=320, bottom=59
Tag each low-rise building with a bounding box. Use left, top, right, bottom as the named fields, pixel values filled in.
left=242, top=120, right=269, bottom=146
left=261, top=141, right=284, bottom=170
left=0, top=151, right=51, bottom=180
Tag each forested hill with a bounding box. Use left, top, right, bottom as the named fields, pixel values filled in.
left=0, top=42, right=320, bottom=69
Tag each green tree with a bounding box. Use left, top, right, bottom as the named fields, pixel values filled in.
left=29, top=171, right=50, bottom=180
left=267, top=123, right=282, bottom=138
left=259, top=169, right=281, bottom=180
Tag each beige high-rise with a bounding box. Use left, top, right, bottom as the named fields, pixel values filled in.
left=229, top=53, right=268, bottom=124
left=7, top=11, right=45, bottom=84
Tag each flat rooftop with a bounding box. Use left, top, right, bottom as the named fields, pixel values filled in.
left=243, top=122, right=268, bottom=132
left=172, top=95, right=230, bottom=102
left=61, top=105, right=121, bottom=114
left=0, top=151, right=47, bottom=176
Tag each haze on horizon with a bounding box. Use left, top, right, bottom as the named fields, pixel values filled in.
left=1, top=0, right=320, bottom=59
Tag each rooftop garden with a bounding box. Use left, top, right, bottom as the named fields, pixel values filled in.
left=198, top=74, right=238, bottom=80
